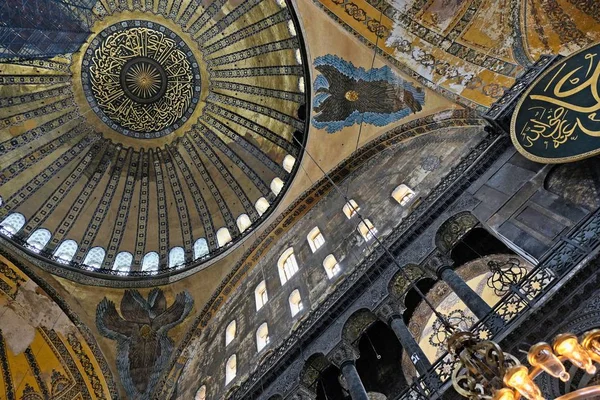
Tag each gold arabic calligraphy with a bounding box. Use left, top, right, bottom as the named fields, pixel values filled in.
left=89, top=27, right=194, bottom=134
left=520, top=52, right=600, bottom=149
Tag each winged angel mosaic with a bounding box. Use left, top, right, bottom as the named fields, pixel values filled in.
left=96, top=288, right=193, bottom=399
left=312, top=54, right=425, bottom=133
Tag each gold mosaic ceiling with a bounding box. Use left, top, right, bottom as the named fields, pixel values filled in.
left=0, top=0, right=309, bottom=276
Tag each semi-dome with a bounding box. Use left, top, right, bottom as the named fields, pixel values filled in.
left=0, top=0, right=309, bottom=276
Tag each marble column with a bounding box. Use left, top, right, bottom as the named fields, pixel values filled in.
left=328, top=343, right=368, bottom=400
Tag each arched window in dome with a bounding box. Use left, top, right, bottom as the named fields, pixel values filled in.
left=392, top=184, right=416, bottom=207
left=216, top=227, right=232, bottom=247
left=83, top=247, right=105, bottom=268
left=114, top=252, right=133, bottom=272
left=287, top=20, right=297, bottom=36
left=298, top=77, right=305, bottom=93
left=282, top=155, right=296, bottom=173
left=169, top=247, right=185, bottom=268
left=236, top=214, right=251, bottom=233
left=194, top=238, right=209, bottom=260
left=276, top=0, right=286, bottom=7
left=54, top=240, right=78, bottom=263
left=26, top=229, right=51, bottom=253
left=358, top=219, right=377, bottom=241
left=0, top=196, right=3, bottom=206
left=255, top=197, right=270, bottom=216
left=289, top=289, right=303, bottom=317
left=0, top=213, right=26, bottom=237
left=225, top=354, right=236, bottom=385
left=225, top=320, right=236, bottom=347
left=254, top=280, right=268, bottom=311
left=295, top=49, right=302, bottom=65
left=277, top=248, right=298, bottom=285
left=270, top=177, right=284, bottom=196
left=342, top=199, right=360, bottom=219
left=323, top=254, right=341, bottom=279
left=142, top=252, right=160, bottom=271
left=307, top=227, right=325, bottom=253
left=256, top=322, right=270, bottom=352
left=195, top=386, right=206, bottom=400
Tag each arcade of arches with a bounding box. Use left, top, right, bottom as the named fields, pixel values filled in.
left=1, top=0, right=600, bottom=399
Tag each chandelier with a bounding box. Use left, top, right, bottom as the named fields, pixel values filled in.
left=448, top=329, right=600, bottom=400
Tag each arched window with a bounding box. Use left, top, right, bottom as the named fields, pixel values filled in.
left=236, top=214, right=251, bottom=233
left=287, top=20, right=297, bottom=36
left=195, top=385, right=206, bottom=400
left=392, top=184, right=416, bottom=206
left=83, top=247, right=105, bottom=268
left=298, top=77, right=305, bottom=93
left=54, top=240, right=78, bottom=263
left=277, top=248, right=298, bottom=285
left=169, top=247, right=185, bottom=268
left=217, top=227, right=232, bottom=247
left=114, top=252, right=133, bottom=272
left=194, top=238, right=209, bottom=260
left=26, top=229, right=51, bottom=253
left=142, top=252, right=160, bottom=272
left=225, top=320, right=236, bottom=346
left=255, top=197, right=270, bottom=216
left=289, top=289, right=303, bottom=317
left=276, top=0, right=286, bottom=7
left=323, top=254, right=341, bottom=279
left=254, top=280, right=268, bottom=311
left=358, top=219, right=377, bottom=241
left=307, top=227, right=325, bottom=252
left=295, top=49, right=302, bottom=65
left=225, top=355, right=236, bottom=385
left=270, top=177, right=284, bottom=196
left=342, top=199, right=360, bottom=219
left=282, top=155, right=296, bottom=173
left=0, top=213, right=25, bottom=236
left=256, top=322, right=270, bottom=352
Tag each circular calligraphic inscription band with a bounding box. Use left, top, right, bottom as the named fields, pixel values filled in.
left=81, top=21, right=201, bottom=139
left=511, top=42, right=600, bottom=164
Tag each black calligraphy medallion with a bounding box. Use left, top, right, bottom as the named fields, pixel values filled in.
left=81, top=20, right=201, bottom=138
left=511, top=43, right=600, bottom=163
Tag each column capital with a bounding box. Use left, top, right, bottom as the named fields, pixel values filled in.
left=375, top=297, right=406, bottom=323
left=424, top=250, right=454, bottom=277
left=327, top=342, right=359, bottom=368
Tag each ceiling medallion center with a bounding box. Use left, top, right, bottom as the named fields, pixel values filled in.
left=81, top=21, right=201, bottom=139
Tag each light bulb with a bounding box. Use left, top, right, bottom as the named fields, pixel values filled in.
left=493, top=388, right=516, bottom=400
left=554, top=334, right=597, bottom=375
left=582, top=329, right=600, bottom=363
left=528, top=342, right=569, bottom=382
left=504, top=365, right=544, bottom=400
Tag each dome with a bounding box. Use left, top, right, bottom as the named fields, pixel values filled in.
left=0, top=0, right=309, bottom=276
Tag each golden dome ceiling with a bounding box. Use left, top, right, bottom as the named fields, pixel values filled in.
left=0, top=0, right=309, bottom=276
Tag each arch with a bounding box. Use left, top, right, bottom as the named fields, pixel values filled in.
left=323, top=254, right=341, bottom=279
left=225, top=320, right=236, bottom=346
left=289, top=289, right=303, bottom=317
left=54, top=240, right=78, bottom=263
left=83, top=247, right=105, bottom=268
left=195, top=385, right=206, bottom=400
left=307, top=226, right=325, bottom=252
left=236, top=214, right=251, bottom=233
left=277, top=247, right=299, bottom=285
left=282, top=154, right=296, bottom=173
left=450, top=227, right=512, bottom=266
left=342, top=309, right=378, bottom=344
left=388, top=265, right=424, bottom=298
left=402, top=277, right=437, bottom=324
left=113, top=252, right=133, bottom=272
left=26, top=228, right=51, bottom=252
left=216, top=227, right=232, bottom=247
left=545, top=158, right=600, bottom=210
left=342, top=199, right=360, bottom=219
left=391, top=184, right=416, bottom=206
left=256, top=322, right=270, bottom=352
left=193, top=238, right=209, bottom=260
left=169, top=247, right=185, bottom=268
left=254, top=280, right=268, bottom=311
left=358, top=219, right=377, bottom=241
left=270, top=177, right=284, bottom=196
left=255, top=197, right=270, bottom=216
left=435, top=211, right=479, bottom=254
left=0, top=212, right=26, bottom=236
left=142, top=252, right=160, bottom=272
left=225, top=354, right=236, bottom=385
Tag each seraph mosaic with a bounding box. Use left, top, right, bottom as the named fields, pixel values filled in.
left=312, top=54, right=425, bottom=133
left=96, top=288, right=193, bottom=399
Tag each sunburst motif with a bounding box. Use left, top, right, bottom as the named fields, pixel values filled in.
left=125, top=62, right=163, bottom=100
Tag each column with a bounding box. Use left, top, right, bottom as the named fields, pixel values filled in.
left=328, top=343, right=368, bottom=400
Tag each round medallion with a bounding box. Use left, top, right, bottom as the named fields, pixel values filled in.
left=81, top=21, right=201, bottom=138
